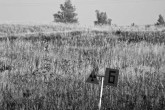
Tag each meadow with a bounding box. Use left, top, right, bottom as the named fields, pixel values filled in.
left=0, top=23, right=165, bottom=110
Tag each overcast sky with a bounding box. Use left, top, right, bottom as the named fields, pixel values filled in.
left=0, top=0, right=165, bottom=26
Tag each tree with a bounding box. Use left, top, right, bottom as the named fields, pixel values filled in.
left=53, top=0, right=78, bottom=23
left=94, top=10, right=112, bottom=26
left=131, top=23, right=135, bottom=26
left=156, top=14, right=165, bottom=25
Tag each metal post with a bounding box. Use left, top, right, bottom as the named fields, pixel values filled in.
left=98, top=76, right=104, bottom=110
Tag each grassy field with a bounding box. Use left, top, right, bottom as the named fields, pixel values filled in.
left=0, top=23, right=165, bottom=110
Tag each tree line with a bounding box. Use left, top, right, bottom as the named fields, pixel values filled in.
left=53, top=0, right=165, bottom=26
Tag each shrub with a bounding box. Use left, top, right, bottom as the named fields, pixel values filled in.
left=156, top=14, right=165, bottom=26
left=94, top=10, right=112, bottom=26
left=53, top=0, right=78, bottom=23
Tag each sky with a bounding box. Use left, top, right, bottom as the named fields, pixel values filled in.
left=0, top=0, right=165, bottom=26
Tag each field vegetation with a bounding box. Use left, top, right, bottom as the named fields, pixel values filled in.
left=0, top=23, right=165, bottom=110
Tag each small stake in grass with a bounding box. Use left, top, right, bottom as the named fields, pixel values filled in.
left=86, top=68, right=119, bottom=110
left=98, top=75, right=104, bottom=110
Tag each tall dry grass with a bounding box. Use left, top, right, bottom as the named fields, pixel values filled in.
left=0, top=24, right=165, bottom=109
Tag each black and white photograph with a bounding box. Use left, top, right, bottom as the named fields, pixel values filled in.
left=0, top=0, right=165, bottom=109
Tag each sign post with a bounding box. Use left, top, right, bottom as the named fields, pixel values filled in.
left=98, top=76, right=104, bottom=110
left=86, top=68, right=119, bottom=110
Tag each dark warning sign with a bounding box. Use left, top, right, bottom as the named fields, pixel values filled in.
left=86, top=70, right=99, bottom=84
left=104, top=68, right=119, bottom=87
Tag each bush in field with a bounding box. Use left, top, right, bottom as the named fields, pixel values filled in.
left=53, top=0, right=78, bottom=23
left=131, top=23, right=135, bottom=26
left=94, top=10, right=112, bottom=26
left=156, top=14, right=165, bottom=26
